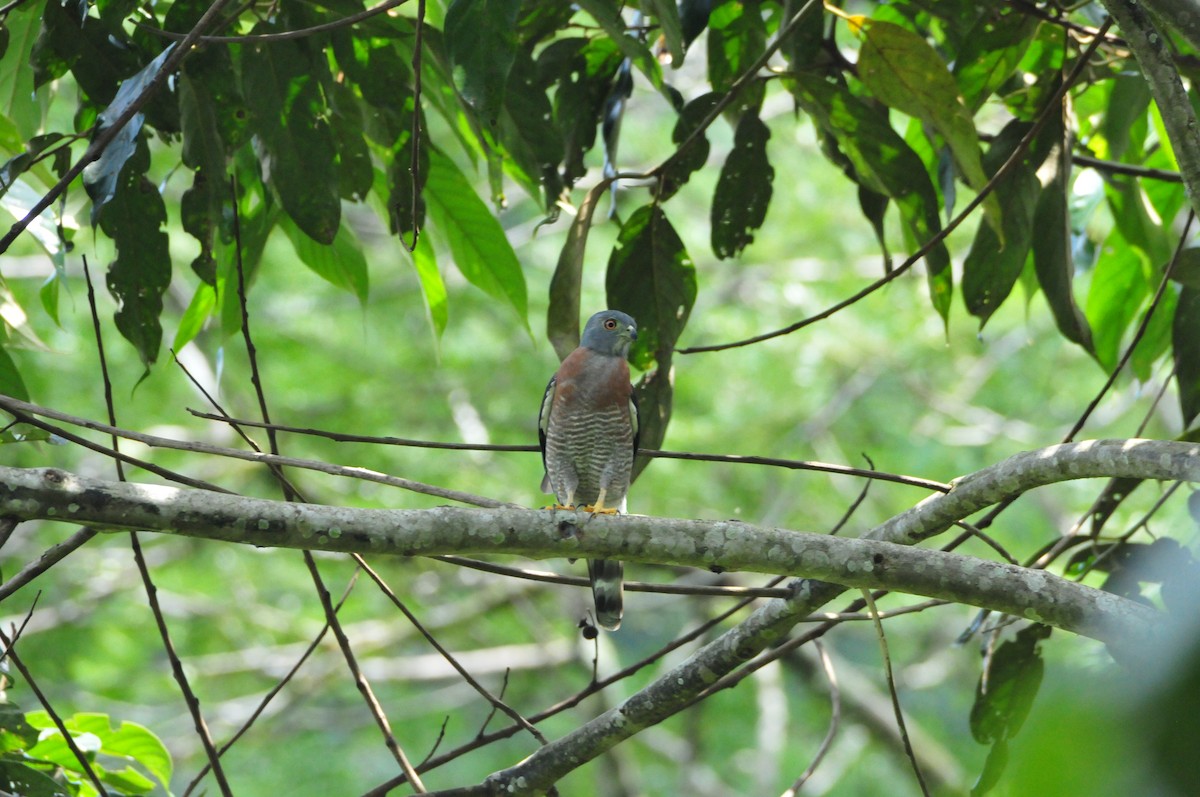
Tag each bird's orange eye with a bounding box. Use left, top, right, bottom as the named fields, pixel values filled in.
left=604, top=318, right=617, bottom=330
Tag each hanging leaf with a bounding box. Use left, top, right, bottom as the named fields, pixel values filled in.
left=712, top=111, right=773, bottom=259
left=1086, top=231, right=1149, bottom=372
left=548, top=181, right=609, bottom=361
left=545, top=37, right=623, bottom=187
left=445, top=0, right=521, bottom=126
left=83, top=43, right=176, bottom=226
left=644, top=0, right=685, bottom=67
left=0, top=0, right=44, bottom=140
left=657, top=91, right=721, bottom=202
left=240, top=37, right=341, bottom=245
left=856, top=19, right=1002, bottom=238
left=423, top=147, right=528, bottom=325
left=707, top=0, right=766, bottom=116
left=606, top=204, right=697, bottom=371
left=952, top=9, right=1038, bottom=112
left=280, top=215, right=369, bottom=303
left=409, top=229, right=448, bottom=338
left=574, top=0, right=666, bottom=92
left=0, top=341, right=29, bottom=401
left=500, top=49, right=564, bottom=211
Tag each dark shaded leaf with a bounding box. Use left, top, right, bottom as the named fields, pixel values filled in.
left=241, top=37, right=341, bottom=244
left=970, top=624, right=1050, bottom=744
left=424, top=147, right=527, bottom=324
left=549, top=182, right=608, bottom=361
left=952, top=8, right=1037, bottom=112
left=575, top=0, right=665, bottom=92
left=178, top=55, right=229, bottom=285
left=791, top=74, right=951, bottom=319
left=962, top=119, right=1054, bottom=327
left=631, top=364, right=673, bottom=482
left=1174, top=285, right=1200, bottom=427
left=542, top=37, right=622, bottom=186
left=387, top=120, right=430, bottom=239
left=1031, top=122, right=1093, bottom=352
left=445, top=0, right=521, bottom=126
left=328, top=82, right=374, bottom=202
left=707, top=0, right=766, bottom=116
left=1169, top=248, right=1200, bottom=289
left=98, top=135, right=170, bottom=368
left=858, top=186, right=891, bottom=270
left=0, top=761, right=67, bottom=797
left=0, top=133, right=64, bottom=202
left=83, top=43, right=176, bottom=226
left=517, top=3, right=576, bottom=45
left=679, top=0, right=713, bottom=45
left=1102, top=75, right=1151, bottom=163
left=32, top=0, right=135, bottom=99
left=712, top=111, right=773, bottom=258
left=857, top=19, right=1001, bottom=237
left=1106, top=177, right=1172, bottom=268
left=606, top=204, right=697, bottom=371
left=501, top=49, right=564, bottom=211
left=779, top=0, right=826, bottom=72
left=656, top=91, right=721, bottom=201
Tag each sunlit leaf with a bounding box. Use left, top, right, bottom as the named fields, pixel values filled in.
left=952, top=9, right=1037, bottom=112
left=423, top=147, right=527, bottom=325
left=1086, top=230, right=1150, bottom=371
left=708, top=0, right=766, bottom=116
left=409, top=229, right=448, bottom=338
left=0, top=0, right=45, bottom=139
left=280, top=214, right=369, bottom=303
left=173, top=282, right=216, bottom=352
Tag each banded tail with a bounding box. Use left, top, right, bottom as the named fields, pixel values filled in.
left=588, top=558, right=624, bottom=630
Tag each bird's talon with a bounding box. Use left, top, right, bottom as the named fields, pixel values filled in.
left=543, top=503, right=577, bottom=511
left=581, top=505, right=620, bottom=515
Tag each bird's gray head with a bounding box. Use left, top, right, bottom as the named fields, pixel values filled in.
left=580, top=310, right=637, bottom=357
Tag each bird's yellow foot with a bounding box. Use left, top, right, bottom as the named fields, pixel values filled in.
left=543, top=503, right=577, bottom=511
left=581, top=505, right=620, bottom=515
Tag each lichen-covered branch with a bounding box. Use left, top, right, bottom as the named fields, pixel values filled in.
left=2, top=438, right=1193, bottom=796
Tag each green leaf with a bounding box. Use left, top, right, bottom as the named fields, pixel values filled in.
left=173, top=282, right=216, bottom=351
left=97, top=135, right=170, bottom=368
left=657, top=92, right=720, bottom=202
left=500, top=49, right=564, bottom=210
left=444, top=0, right=521, bottom=126
left=971, top=738, right=1008, bottom=797
left=0, top=760, right=68, bottom=797
left=0, top=705, right=38, bottom=752
left=644, top=0, right=685, bottom=67
left=712, top=111, right=773, bottom=259
left=545, top=37, right=623, bottom=186
left=970, top=624, right=1050, bottom=744
left=280, top=214, right=369, bottom=303
left=423, top=147, right=527, bottom=324
left=1101, top=75, right=1151, bottom=163
left=178, top=55, right=230, bottom=285
left=241, top=36, right=341, bottom=244
left=0, top=0, right=45, bottom=139
left=962, top=119, right=1052, bottom=327
left=574, top=0, right=665, bottom=92
left=707, top=0, right=766, bottom=115
left=1086, top=231, right=1150, bottom=372
left=857, top=19, right=1001, bottom=237
left=327, top=82, right=374, bottom=202
left=83, top=43, right=176, bottom=226
left=1173, top=285, right=1200, bottom=428
left=606, top=204, right=697, bottom=371
left=409, top=229, right=448, bottom=338
left=952, top=9, right=1037, bottom=112
left=1031, top=140, right=1093, bottom=353
left=792, top=74, right=951, bottom=320
left=0, top=341, right=30, bottom=401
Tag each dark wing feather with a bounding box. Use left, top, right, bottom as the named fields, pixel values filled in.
left=538, top=376, right=557, bottom=492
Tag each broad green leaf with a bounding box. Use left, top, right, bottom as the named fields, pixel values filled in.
left=963, top=119, right=1053, bottom=327
left=606, top=204, right=697, bottom=371
left=0, top=133, right=64, bottom=202
left=1130, top=286, right=1174, bottom=381
left=96, top=135, right=170, bottom=368
left=1101, top=75, right=1151, bottom=163
left=71, top=714, right=172, bottom=790
left=409, top=229, right=448, bottom=338
left=712, top=112, right=773, bottom=259
left=574, top=0, right=665, bottom=91
left=780, top=0, right=826, bottom=72
left=83, top=43, right=176, bottom=226
left=327, top=82, right=374, bottom=202
left=548, top=181, right=608, bottom=360
left=280, top=214, right=369, bottom=303
left=31, top=0, right=134, bottom=99
left=680, top=0, right=712, bottom=44
left=856, top=19, right=1001, bottom=237
left=644, top=0, right=685, bottom=67
left=972, top=738, right=1008, bottom=797
left=970, top=624, right=1050, bottom=745
left=792, top=74, right=951, bottom=320
left=631, top=364, right=672, bottom=482
left=1173, top=285, right=1200, bottom=427
left=707, top=0, right=766, bottom=116
left=1169, top=248, right=1200, bottom=289
left=1031, top=136, right=1093, bottom=352
left=1106, top=178, right=1171, bottom=269
left=0, top=704, right=37, bottom=752
left=423, top=147, right=527, bottom=324
left=178, top=54, right=230, bottom=285
left=858, top=186, right=891, bottom=270
left=952, top=9, right=1037, bottom=112
left=0, top=341, right=29, bottom=401
left=241, top=37, right=341, bottom=245
left=0, top=0, right=45, bottom=139
left=1086, top=230, right=1150, bottom=372
left=657, top=92, right=721, bottom=201
left=444, top=0, right=521, bottom=126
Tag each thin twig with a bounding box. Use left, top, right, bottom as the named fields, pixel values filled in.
left=0, top=527, right=99, bottom=604
left=781, top=639, right=840, bottom=795
left=399, top=0, right=425, bottom=252
left=860, top=589, right=930, bottom=797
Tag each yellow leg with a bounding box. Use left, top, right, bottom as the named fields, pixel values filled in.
left=583, top=488, right=620, bottom=515
left=542, top=489, right=577, bottom=511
